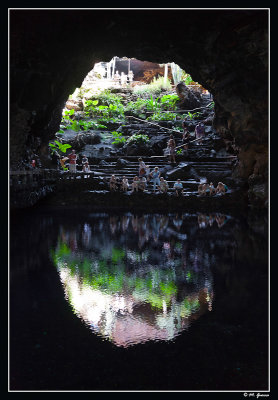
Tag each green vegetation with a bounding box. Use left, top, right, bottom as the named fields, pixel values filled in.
left=147, top=111, right=178, bottom=121
left=111, top=131, right=126, bottom=146
left=160, top=94, right=180, bottom=110
left=51, top=238, right=204, bottom=315
left=134, top=76, right=172, bottom=95
left=52, top=74, right=210, bottom=156
left=126, top=134, right=149, bottom=145
left=49, top=140, right=72, bottom=155
left=181, top=72, right=194, bottom=85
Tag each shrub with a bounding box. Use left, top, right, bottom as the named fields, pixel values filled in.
left=111, top=131, right=126, bottom=147
left=127, top=134, right=150, bottom=145
left=160, top=94, right=180, bottom=110
left=147, top=111, right=178, bottom=121
left=133, top=76, right=172, bottom=95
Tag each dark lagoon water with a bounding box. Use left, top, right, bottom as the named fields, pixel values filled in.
left=9, top=206, right=269, bottom=391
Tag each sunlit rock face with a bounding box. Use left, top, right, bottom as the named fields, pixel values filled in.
left=51, top=213, right=217, bottom=347
left=10, top=10, right=268, bottom=206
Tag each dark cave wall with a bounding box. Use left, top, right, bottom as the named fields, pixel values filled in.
left=9, top=9, right=268, bottom=206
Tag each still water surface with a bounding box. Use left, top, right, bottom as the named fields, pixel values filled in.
left=10, top=207, right=268, bottom=390
left=53, top=213, right=217, bottom=347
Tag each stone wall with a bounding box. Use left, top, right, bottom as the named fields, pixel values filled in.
left=9, top=9, right=268, bottom=207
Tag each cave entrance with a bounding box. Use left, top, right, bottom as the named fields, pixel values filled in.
left=47, top=55, right=232, bottom=197
left=66, top=56, right=211, bottom=107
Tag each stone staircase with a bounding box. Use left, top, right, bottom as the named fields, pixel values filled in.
left=59, top=141, right=236, bottom=197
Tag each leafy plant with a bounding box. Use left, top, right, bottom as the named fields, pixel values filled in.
left=160, top=94, right=180, bottom=110
left=176, top=148, right=183, bottom=155
left=125, top=98, right=146, bottom=112
left=133, top=76, right=172, bottom=95
left=181, top=72, right=194, bottom=85
left=111, top=131, right=126, bottom=146
left=84, top=99, right=124, bottom=120
left=145, top=95, right=160, bottom=112
left=49, top=140, right=72, bottom=155
left=147, top=111, right=178, bottom=121
left=184, top=111, right=203, bottom=121
left=127, top=134, right=149, bottom=145
left=208, top=101, right=215, bottom=109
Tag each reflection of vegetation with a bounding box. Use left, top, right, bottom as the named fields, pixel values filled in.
left=51, top=239, right=201, bottom=312
left=111, top=247, right=125, bottom=264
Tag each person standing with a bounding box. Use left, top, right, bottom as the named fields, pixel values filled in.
left=195, top=122, right=205, bottom=145
left=167, top=134, right=176, bottom=164
left=150, top=166, right=161, bottom=193
left=128, top=70, right=134, bottom=84
left=138, top=157, right=147, bottom=177
left=68, top=149, right=77, bottom=173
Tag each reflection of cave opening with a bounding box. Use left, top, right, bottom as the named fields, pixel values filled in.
left=51, top=213, right=222, bottom=347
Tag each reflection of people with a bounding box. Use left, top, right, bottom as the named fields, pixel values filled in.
left=82, top=223, right=92, bottom=248
left=215, top=213, right=227, bottom=228
left=173, top=214, right=183, bottom=230
left=198, top=214, right=208, bottom=229
left=132, top=215, right=138, bottom=232
left=121, top=215, right=130, bottom=231
left=109, top=216, right=118, bottom=234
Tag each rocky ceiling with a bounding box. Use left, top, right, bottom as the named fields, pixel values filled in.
left=9, top=9, right=269, bottom=206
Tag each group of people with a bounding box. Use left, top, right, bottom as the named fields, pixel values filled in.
left=60, top=150, right=91, bottom=174
left=109, top=157, right=184, bottom=196
left=197, top=181, right=228, bottom=196
left=166, top=120, right=206, bottom=164
left=113, top=70, right=134, bottom=86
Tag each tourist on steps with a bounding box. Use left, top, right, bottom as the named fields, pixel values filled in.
left=82, top=155, right=88, bottom=169
left=121, top=176, right=129, bottom=192
left=138, top=157, right=147, bottom=177
left=109, top=174, right=118, bottom=191
left=195, top=122, right=205, bottom=145
left=173, top=179, right=184, bottom=196
left=68, top=149, right=77, bottom=173
left=149, top=167, right=161, bottom=193
left=138, top=176, right=147, bottom=192
left=159, top=177, right=169, bottom=193
left=131, top=176, right=139, bottom=193
left=209, top=182, right=215, bottom=196
left=167, top=134, right=176, bottom=164
left=215, top=182, right=228, bottom=195
left=83, top=162, right=90, bottom=178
